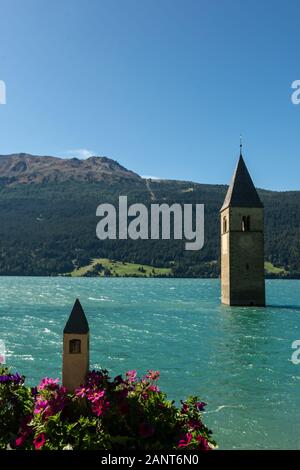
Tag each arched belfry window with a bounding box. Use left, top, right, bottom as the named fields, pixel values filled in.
left=242, top=216, right=250, bottom=232
left=223, top=216, right=227, bottom=234
left=69, top=339, right=81, bottom=354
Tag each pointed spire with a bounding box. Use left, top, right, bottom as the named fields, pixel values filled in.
left=220, top=153, right=263, bottom=212
left=63, top=299, right=89, bottom=334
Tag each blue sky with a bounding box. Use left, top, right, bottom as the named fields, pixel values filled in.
left=0, top=0, right=300, bottom=190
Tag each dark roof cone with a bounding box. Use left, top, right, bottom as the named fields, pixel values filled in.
left=63, top=299, right=89, bottom=334
left=220, top=154, right=263, bottom=211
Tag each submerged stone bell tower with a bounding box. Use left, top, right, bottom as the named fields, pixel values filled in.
left=220, top=146, right=265, bottom=306
left=62, top=299, right=89, bottom=390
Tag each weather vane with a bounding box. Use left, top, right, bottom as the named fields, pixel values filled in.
left=240, top=134, right=243, bottom=155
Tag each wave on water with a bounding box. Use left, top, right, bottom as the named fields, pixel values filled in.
left=205, top=404, right=246, bottom=414
left=12, top=354, right=34, bottom=361
left=88, top=296, right=114, bottom=302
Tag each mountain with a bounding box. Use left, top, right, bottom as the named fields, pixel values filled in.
left=0, top=153, right=299, bottom=277
left=0, top=153, right=141, bottom=185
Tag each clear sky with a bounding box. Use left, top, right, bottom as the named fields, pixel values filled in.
left=0, top=0, right=300, bottom=190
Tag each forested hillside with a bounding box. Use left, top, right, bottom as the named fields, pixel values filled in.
left=0, top=154, right=299, bottom=277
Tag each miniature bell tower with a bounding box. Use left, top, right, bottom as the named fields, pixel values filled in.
left=220, top=144, right=265, bottom=306
left=62, top=299, right=89, bottom=390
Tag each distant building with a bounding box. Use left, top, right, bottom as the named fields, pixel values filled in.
left=62, top=299, right=89, bottom=390
left=220, top=149, right=265, bottom=306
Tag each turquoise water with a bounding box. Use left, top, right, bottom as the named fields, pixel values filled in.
left=1, top=277, right=300, bottom=449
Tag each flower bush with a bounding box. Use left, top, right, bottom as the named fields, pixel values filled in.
left=0, top=367, right=216, bottom=450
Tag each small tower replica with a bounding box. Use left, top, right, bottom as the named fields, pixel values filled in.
left=62, top=299, right=89, bottom=391
left=220, top=146, right=265, bottom=306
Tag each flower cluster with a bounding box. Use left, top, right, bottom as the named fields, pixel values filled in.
left=0, top=367, right=216, bottom=451
left=33, top=377, right=67, bottom=420
left=74, top=370, right=111, bottom=418
left=0, top=368, right=33, bottom=449
left=0, top=372, right=24, bottom=385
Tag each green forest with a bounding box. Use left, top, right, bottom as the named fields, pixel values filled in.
left=0, top=178, right=299, bottom=277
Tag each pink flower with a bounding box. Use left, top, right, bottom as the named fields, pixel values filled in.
left=75, top=387, right=89, bottom=398
left=178, top=432, right=193, bottom=448
left=38, top=377, right=59, bottom=391
left=15, top=433, right=27, bottom=447
left=34, top=399, right=48, bottom=414
left=196, top=401, right=206, bottom=411
left=92, top=400, right=110, bottom=417
left=139, top=422, right=155, bottom=438
left=33, top=387, right=67, bottom=418
left=15, top=415, right=32, bottom=447
left=148, top=385, right=159, bottom=392
left=196, top=435, right=210, bottom=450
left=126, top=370, right=137, bottom=383
left=146, top=370, right=160, bottom=381
left=33, top=433, right=46, bottom=450
left=181, top=403, right=189, bottom=413
left=88, top=390, right=105, bottom=403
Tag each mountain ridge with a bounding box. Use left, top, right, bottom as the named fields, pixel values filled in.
left=0, top=153, right=299, bottom=194
left=0, top=153, right=142, bottom=186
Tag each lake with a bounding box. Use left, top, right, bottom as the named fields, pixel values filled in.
left=1, top=277, right=300, bottom=449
